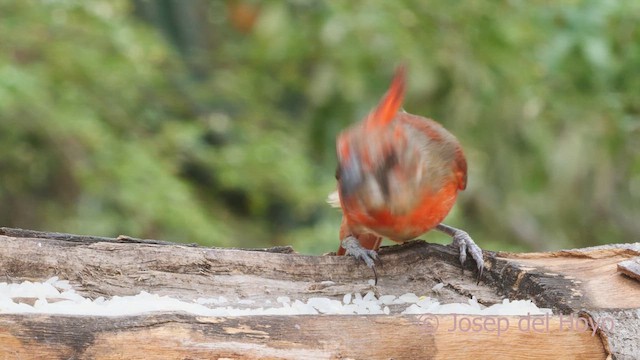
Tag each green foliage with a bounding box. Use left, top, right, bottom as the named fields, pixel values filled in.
left=1, top=0, right=639, bottom=252
left=0, top=1, right=230, bottom=244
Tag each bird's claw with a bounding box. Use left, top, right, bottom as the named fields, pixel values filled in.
left=435, top=223, right=484, bottom=283
left=341, top=236, right=381, bottom=284
left=450, top=229, right=484, bottom=284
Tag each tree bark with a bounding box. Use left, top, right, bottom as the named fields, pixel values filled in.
left=1, top=227, right=638, bottom=359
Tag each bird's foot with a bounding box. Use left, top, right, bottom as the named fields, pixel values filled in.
left=436, top=224, right=484, bottom=283
left=341, top=235, right=381, bottom=284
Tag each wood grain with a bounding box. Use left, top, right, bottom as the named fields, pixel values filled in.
left=498, top=249, right=640, bottom=309
left=0, top=313, right=606, bottom=360
left=0, top=227, right=638, bottom=359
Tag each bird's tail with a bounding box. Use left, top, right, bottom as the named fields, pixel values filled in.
left=326, top=190, right=341, bottom=208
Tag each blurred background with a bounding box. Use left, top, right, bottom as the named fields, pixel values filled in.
left=1, top=0, right=639, bottom=253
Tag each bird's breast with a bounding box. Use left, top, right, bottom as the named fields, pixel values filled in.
left=342, top=180, right=460, bottom=241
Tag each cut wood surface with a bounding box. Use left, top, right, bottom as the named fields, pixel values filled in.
left=0, top=313, right=606, bottom=360
left=496, top=248, right=640, bottom=309
left=0, top=227, right=638, bottom=359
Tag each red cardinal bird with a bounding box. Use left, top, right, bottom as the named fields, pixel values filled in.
left=330, top=66, right=484, bottom=283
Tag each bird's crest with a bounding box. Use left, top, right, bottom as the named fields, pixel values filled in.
left=366, top=65, right=406, bottom=129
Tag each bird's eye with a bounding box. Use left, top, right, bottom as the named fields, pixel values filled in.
left=335, top=165, right=341, bottom=180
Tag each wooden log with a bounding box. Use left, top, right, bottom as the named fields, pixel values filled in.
left=0, top=228, right=501, bottom=306
left=0, top=227, right=638, bottom=359
left=0, top=314, right=606, bottom=359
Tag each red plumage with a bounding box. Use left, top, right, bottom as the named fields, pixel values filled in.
left=333, top=67, right=482, bottom=281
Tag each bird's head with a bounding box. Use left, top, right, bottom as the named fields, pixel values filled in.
left=335, top=66, right=406, bottom=209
